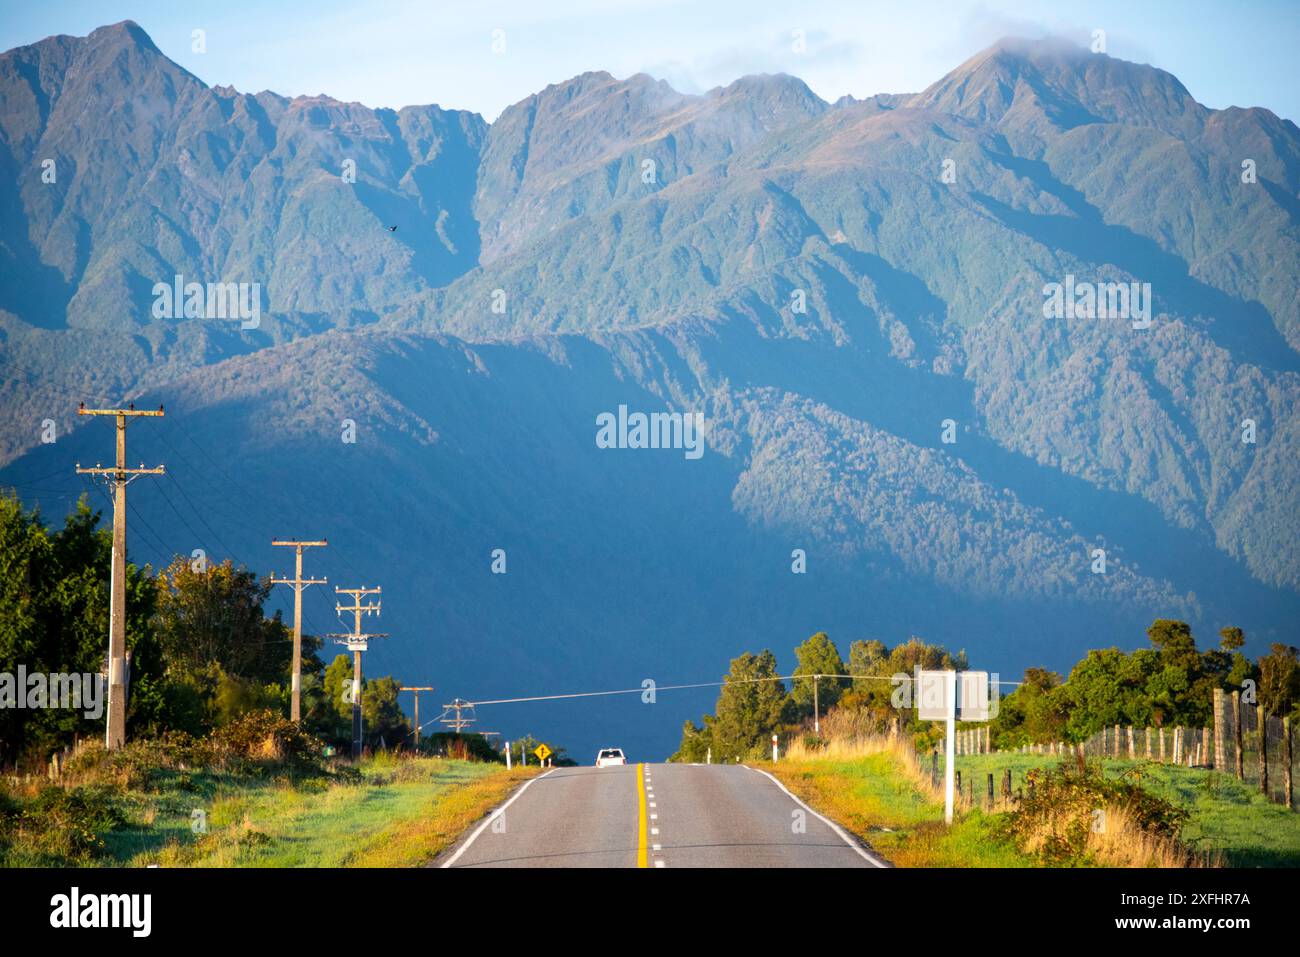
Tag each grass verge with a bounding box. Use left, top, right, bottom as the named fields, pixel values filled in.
left=2, top=746, right=538, bottom=867
left=765, top=736, right=1294, bottom=867
left=767, top=738, right=1032, bottom=867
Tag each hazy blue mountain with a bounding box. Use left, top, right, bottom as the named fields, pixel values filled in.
left=2, top=22, right=1297, bottom=758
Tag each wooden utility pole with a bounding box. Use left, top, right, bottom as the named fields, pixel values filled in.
left=399, top=686, right=435, bottom=748
left=270, top=540, right=327, bottom=723
left=75, top=402, right=164, bottom=750
left=327, top=586, right=386, bottom=760
left=441, top=698, right=476, bottom=734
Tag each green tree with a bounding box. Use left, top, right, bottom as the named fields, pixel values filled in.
left=791, top=632, right=847, bottom=718
left=1219, top=627, right=1245, bottom=652
left=847, top=639, right=887, bottom=696
left=0, top=494, right=160, bottom=765
left=1058, top=648, right=1156, bottom=739
left=1144, top=619, right=1216, bottom=727
left=1257, top=644, right=1300, bottom=719
left=1219, top=626, right=1253, bottom=688
left=314, top=653, right=356, bottom=746
left=153, top=557, right=290, bottom=684
left=708, top=650, right=791, bottom=761
left=361, top=675, right=409, bottom=749
left=673, top=718, right=712, bottom=762
left=989, top=667, right=1066, bottom=748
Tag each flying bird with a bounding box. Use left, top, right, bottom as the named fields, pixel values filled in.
left=387, top=225, right=397, bottom=232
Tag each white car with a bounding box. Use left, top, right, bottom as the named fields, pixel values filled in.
left=595, top=747, right=627, bottom=767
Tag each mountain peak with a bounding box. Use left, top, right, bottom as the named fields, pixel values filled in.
left=911, top=34, right=1202, bottom=134
left=715, top=72, right=825, bottom=109
left=85, top=19, right=160, bottom=54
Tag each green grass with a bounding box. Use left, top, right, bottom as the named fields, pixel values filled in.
left=952, top=753, right=1300, bottom=867
left=3, top=754, right=531, bottom=868
left=770, top=750, right=1033, bottom=867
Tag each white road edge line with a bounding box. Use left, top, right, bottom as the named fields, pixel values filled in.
left=742, top=765, right=891, bottom=869
left=440, top=768, right=559, bottom=868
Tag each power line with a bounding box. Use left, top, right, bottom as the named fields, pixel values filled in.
left=461, top=671, right=1022, bottom=708
left=157, top=421, right=377, bottom=667
left=151, top=473, right=208, bottom=554
left=163, top=472, right=244, bottom=566
left=147, top=428, right=252, bottom=560
left=4, top=464, right=82, bottom=486
left=126, top=499, right=174, bottom=561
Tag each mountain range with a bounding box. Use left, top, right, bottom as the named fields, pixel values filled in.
left=2, top=22, right=1297, bottom=758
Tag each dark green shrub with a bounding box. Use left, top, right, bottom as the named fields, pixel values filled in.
left=997, top=761, right=1189, bottom=866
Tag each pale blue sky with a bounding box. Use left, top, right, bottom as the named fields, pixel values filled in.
left=2, top=0, right=1297, bottom=122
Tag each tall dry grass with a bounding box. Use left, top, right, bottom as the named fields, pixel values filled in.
left=783, top=724, right=1217, bottom=867
left=785, top=733, right=949, bottom=803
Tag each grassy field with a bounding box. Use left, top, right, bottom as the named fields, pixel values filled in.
left=767, top=739, right=1300, bottom=867
left=952, top=752, right=1300, bottom=868
left=770, top=746, right=1032, bottom=866
left=3, top=752, right=537, bottom=867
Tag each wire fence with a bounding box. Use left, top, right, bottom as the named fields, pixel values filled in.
left=984, top=690, right=1295, bottom=809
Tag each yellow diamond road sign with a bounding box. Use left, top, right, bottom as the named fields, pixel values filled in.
left=533, top=744, right=552, bottom=761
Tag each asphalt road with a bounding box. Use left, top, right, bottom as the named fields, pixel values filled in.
left=436, top=762, right=889, bottom=868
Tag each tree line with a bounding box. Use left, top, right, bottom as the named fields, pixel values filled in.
left=673, top=621, right=1300, bottom=761
left=0, top=492, right=409, bottom=767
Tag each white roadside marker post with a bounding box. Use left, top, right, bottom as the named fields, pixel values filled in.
left=506, top=741, right=512, bottom=769
left=772, top=733, right=779, bottom=762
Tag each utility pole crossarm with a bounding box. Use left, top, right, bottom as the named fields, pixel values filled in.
left=78, top=404, right=165, bottom=417
left=74, top=465, right=166, bottom=475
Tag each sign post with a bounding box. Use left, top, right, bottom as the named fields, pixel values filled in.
left=944, top=671, right=956, bottom=824
left=916, top=669, right=996, bottom=825
left=533, top=743, right=552, bottom=766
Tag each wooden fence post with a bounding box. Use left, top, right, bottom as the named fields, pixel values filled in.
left=1159, top=726, right=1166, bottom=761
left=1213, top=687, right=1226, bottom=770
left=1284, top=717, right=1294, bottom=812
left=1232, top=691, right=1244, bottom=780
left=1259, top=707, right=1270, bottom=797
left=1145, top=726, right=1152, bottom=759
left=987, top=772, right=994, bottom=808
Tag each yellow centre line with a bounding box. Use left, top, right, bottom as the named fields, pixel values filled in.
left=636, top=762, right=649, bottom=868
